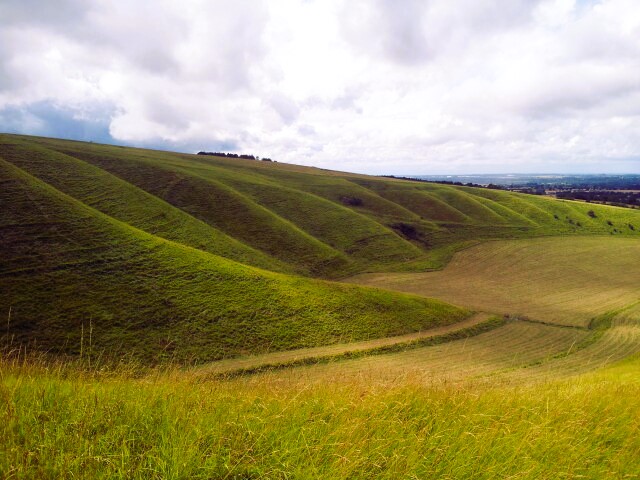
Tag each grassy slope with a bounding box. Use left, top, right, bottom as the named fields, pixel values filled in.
left=0, top=137, right=289, bottom=273
left=2, top=133, right=640, bottom=362
left=0, top=157, right=468, bottom=362
left=14, top=134, right=640, bottom=277
left=2, top=134, right=640, bottom=478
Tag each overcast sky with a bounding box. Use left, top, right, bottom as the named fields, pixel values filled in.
left=1, top=0, right=639, bottom=174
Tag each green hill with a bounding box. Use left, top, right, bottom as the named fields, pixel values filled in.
left=0, top=155, right=467, bottom=362
left=2, top=133, right=640, bottom=362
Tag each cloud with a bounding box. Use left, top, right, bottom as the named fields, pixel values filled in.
left=0, top=0, right=639, bottom=173
left=0, top=100, right=116, bottom=144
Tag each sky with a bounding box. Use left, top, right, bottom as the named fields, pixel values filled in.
left=1, top=0, right=640, bottom=174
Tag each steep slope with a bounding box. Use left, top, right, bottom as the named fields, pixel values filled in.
left=0, top=138, right=289, bottom=273
left=0, top=157, right=469, bottom=362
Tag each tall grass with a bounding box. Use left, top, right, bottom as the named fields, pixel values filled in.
left=1, top=353, right=639, bottom=479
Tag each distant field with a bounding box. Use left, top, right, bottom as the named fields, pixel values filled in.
left=266, top=321, right=589, bottom=384
left=350, top=236, right=640, bottom=327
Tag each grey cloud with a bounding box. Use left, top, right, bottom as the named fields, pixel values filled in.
left=269, top=94, right=300, bottom=125
left=136, top=136, right=240, bottom=155
left=142, top=97, right=192, bottom=131
left=0, top=0, right=91, bottom=29
left=331, top=89, right=363, bottom=113
left=1, top=0, right=639, bottom=175
left=297, top=124, right=316, bottom=136
left=341, top=0, right=432, bottom=65
left=340, top=0, right=541, bottom=65
left=0, top=101, right=117, bottom=144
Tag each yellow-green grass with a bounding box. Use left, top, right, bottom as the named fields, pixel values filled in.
left=1, top=353, right=639, bottom=479
left=234, top=300, right=640, bottom=386
left=351, top=236, right=640, bottom=327
left=0, top=158, right=469, bottom=362
left=498, top=302, right=640, bottom=383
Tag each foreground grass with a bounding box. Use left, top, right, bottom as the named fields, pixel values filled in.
left=1, top=356, right=639, bottom=479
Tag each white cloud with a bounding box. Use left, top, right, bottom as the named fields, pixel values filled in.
left=1, top=0, right=639, bottom=173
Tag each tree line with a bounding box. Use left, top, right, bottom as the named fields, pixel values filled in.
left=197, top=151, right=273, bottom=162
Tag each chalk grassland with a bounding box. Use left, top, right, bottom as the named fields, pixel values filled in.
left=1, top=353, right=639, bottom=479
left=503, top=300, right=640, bottom=382
left=1, top=297, right=638, bottom=478
left=3, top=133, right=640, bottom=361
left=278, top=321, right=588, bottom=383
left=350, top=236, right=640, bottom=327
left=4, top=133, right=640, bottom=279
left=0, top=157, right=468, bottom=362
left=2, top=134, right=640, bottom=478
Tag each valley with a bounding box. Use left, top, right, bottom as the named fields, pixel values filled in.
left=1, top=134, right=639, bottom=478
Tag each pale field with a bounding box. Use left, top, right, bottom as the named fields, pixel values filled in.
left=261, top=304, right=640, bottom=386
left=499, top=300, right=640, bottom=383
left=349, top=236, right=640, bottom=327
left=254, top=239, right=640, bottom=385
left=256, top=321, right=589, bottom=386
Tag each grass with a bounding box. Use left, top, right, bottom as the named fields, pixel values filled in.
left=199, top=314, right=503, bottom=379
left=284, top=320, right=590, bottom=385
left=4, top=133, right=640, bottom=361
left=350, top=236, right=640, bottom=327
left=0, top=156, right=469, bottom=362
left=2, top=134, right=640, bottom=477
left=1, top=353, right=639, bottom=479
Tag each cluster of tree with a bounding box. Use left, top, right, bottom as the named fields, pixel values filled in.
left=507, top=186, right=546, bottom=195
left=197, top=152, right=274, bottom=162
left=518, top=175, right=640, bottom=190
left=556, top=190, right=640, bottom=208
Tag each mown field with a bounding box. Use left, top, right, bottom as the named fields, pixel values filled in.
left=350, top=236, right=640, bottom=327
left=279, top=304, right=640, bottom=386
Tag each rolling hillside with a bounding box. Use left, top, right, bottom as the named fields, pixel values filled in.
left=2, top=133, right=640, bottom=362
left=0, top=155, right=468, bottom=362
left=4, top=134, right=640, bottom=278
